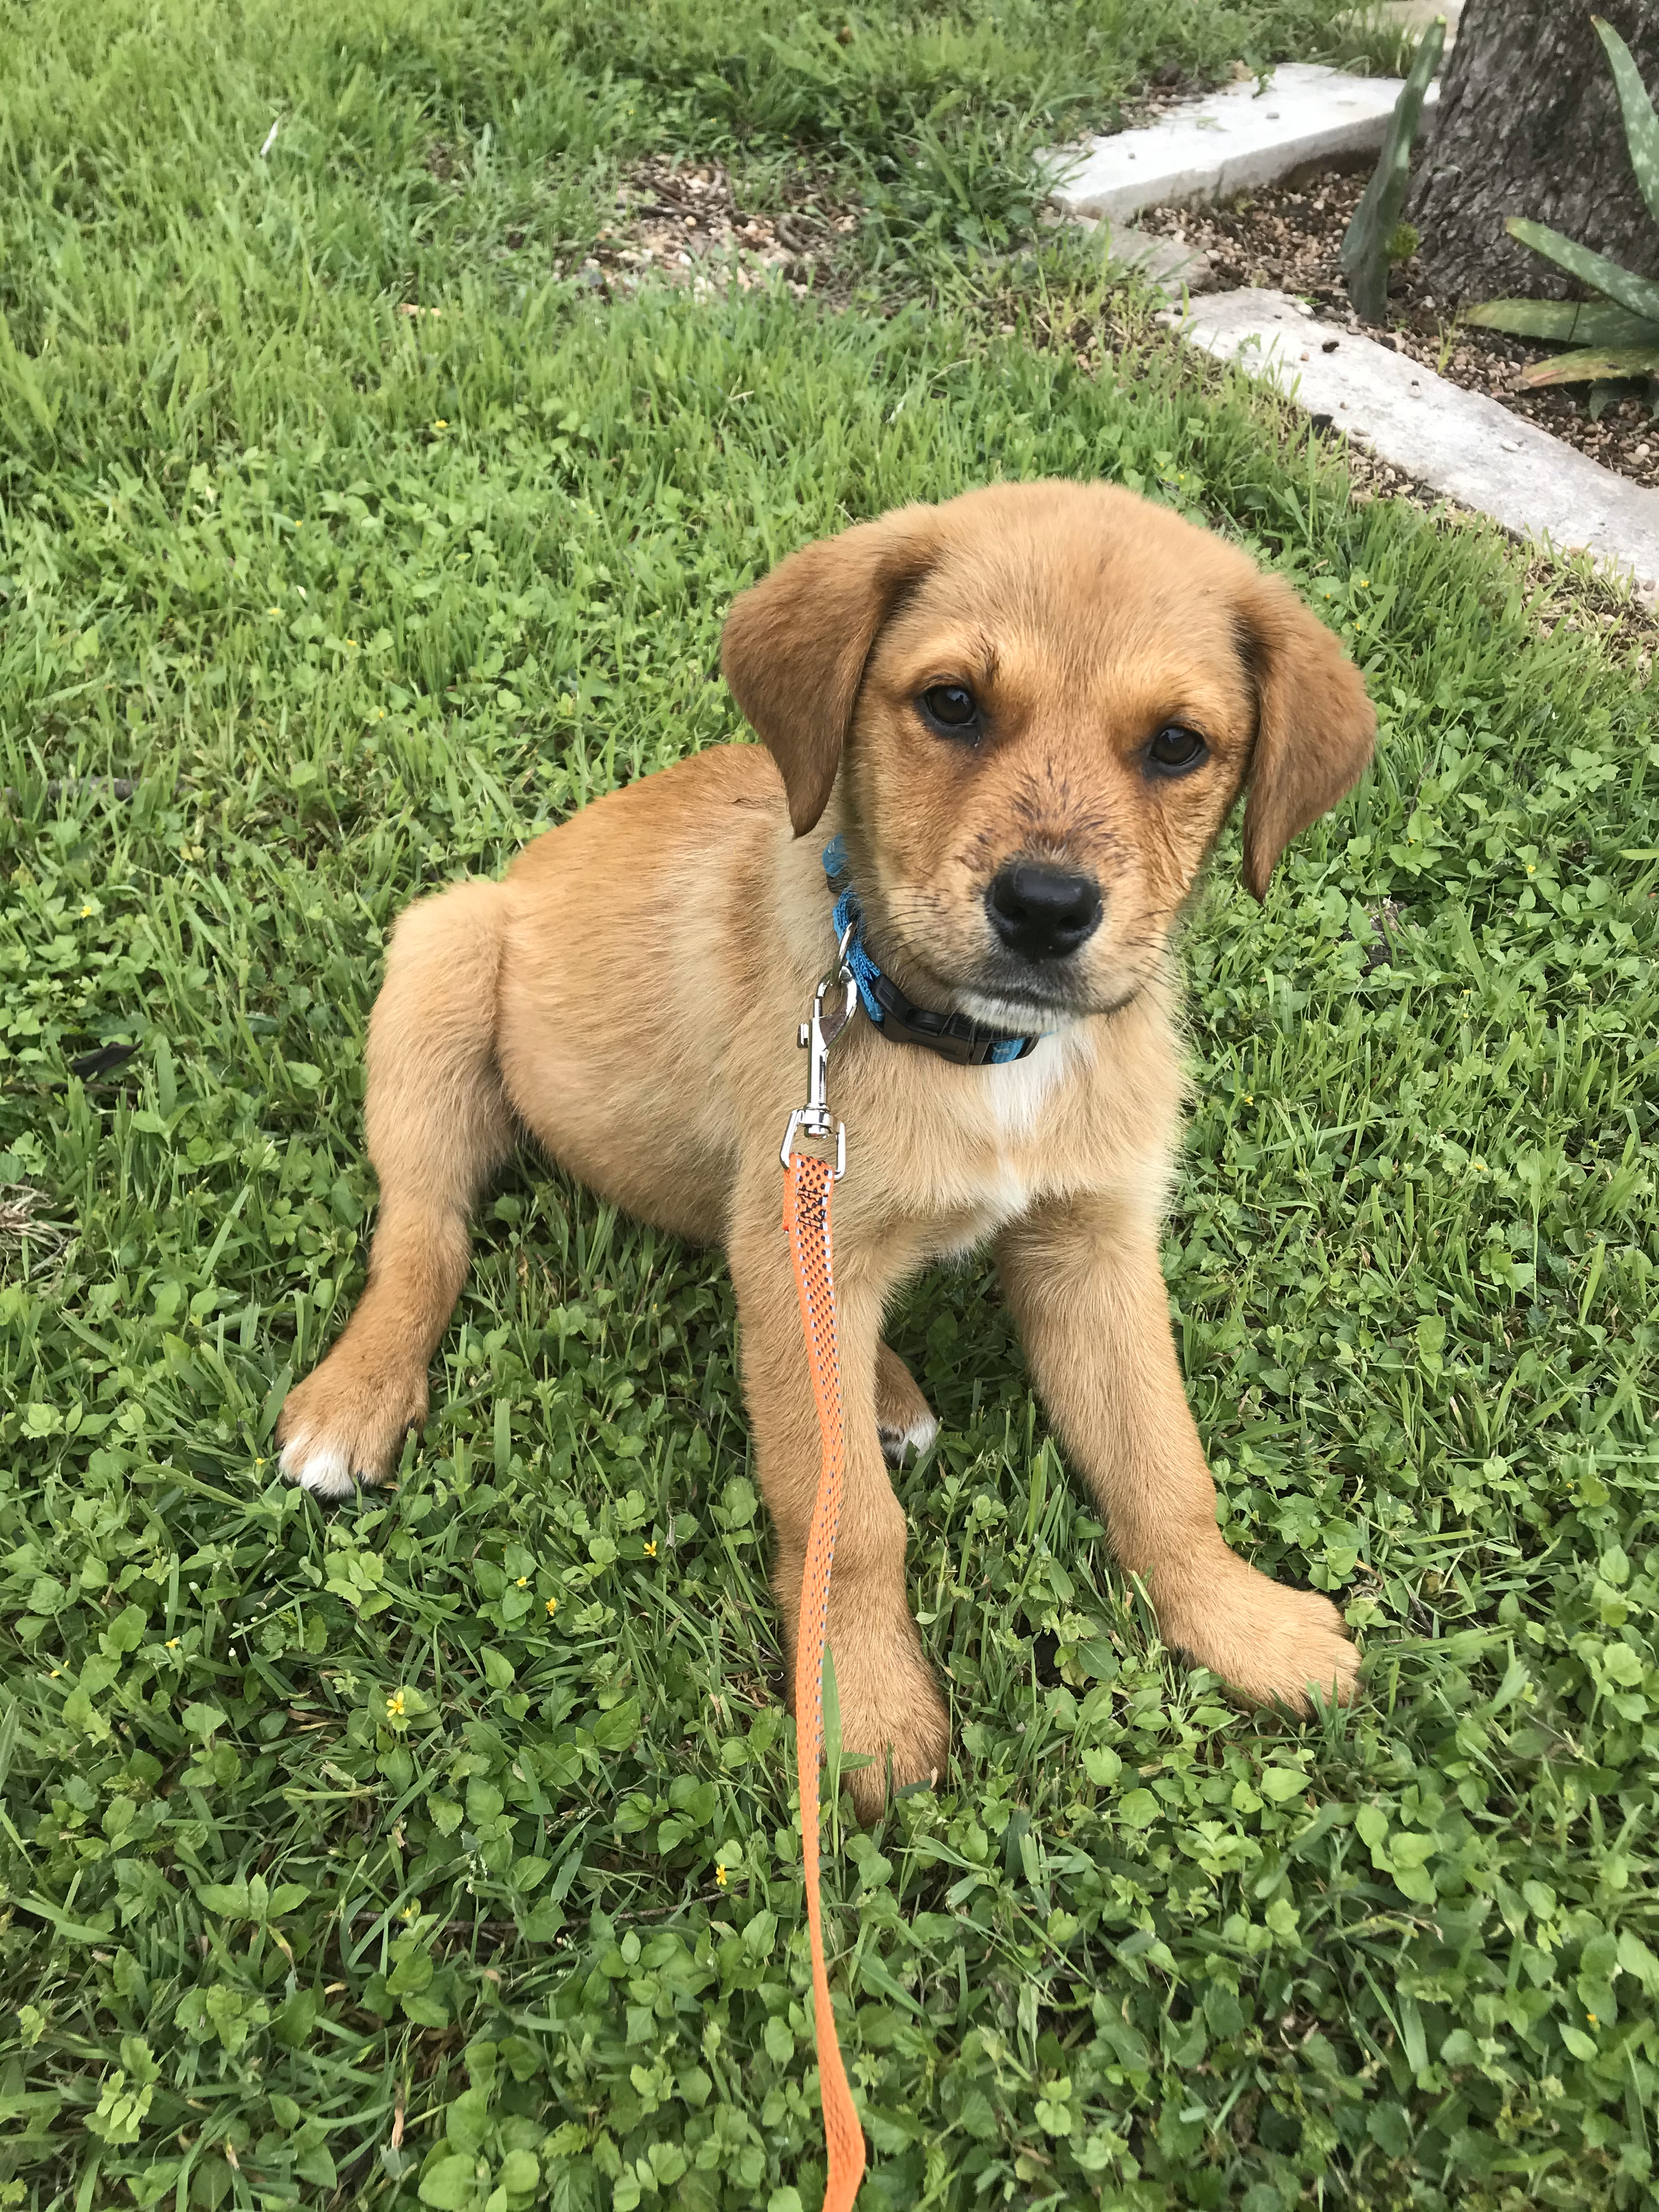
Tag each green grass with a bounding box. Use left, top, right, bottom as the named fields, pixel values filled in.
left=2, top=2, right=1658, bottom=2209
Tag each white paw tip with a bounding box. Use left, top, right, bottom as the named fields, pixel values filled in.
left=879, top=1411, right=940, bottom=1464
left=279, top=1438, right=358, bottom=1500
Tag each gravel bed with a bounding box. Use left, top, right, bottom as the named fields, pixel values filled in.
left=1136, top=167, right=1659, bottom=491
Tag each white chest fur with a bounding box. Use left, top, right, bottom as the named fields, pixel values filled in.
left=927, top=1028, right=1095, bottom=1251
left=981, top=1026, right=1087, bottom=1144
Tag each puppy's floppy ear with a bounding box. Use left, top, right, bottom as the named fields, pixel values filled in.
left=1237, top=573, right=1376, bottom=900
left=720, top=504, right=940, bottom=836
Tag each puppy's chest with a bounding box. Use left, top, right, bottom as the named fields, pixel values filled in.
left=909, top=1040, right=1097, bottom=1249
left=924, top=1144, right=1057, bottom=1254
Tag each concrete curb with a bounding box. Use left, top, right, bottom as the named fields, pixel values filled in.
left=1064, top=220, right=1215, bottom=295
left=1044, top=65, right=1437, bottom=227
left=1167, top=287, right=1659, bottom=606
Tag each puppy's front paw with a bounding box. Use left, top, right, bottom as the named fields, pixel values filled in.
left=820, top=1623, right=950, bottom=1824
left=274, top=1354, right=426, bottom=1501
left=276, top=1434, right=359, bottom=1502
left=1162, top=1564, right=1358, bottom=1714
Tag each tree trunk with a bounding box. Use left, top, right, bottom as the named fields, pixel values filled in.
left=1408, top=0, right=1659, bottom=306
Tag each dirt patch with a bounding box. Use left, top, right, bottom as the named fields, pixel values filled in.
left=0, top=1185, right=73, bottom=1284
left=1135, top=168, right=1659, bottom=492
left=571, top=156, right=860, bottom=306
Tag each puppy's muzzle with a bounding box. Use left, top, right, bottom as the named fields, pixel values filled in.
left=985, top=862, right=1103, bottom=962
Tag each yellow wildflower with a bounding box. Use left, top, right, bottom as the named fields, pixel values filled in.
left=386, top=1690, right=407, bottom=1718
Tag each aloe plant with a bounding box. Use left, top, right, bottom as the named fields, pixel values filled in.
left=1339, top=16, right=1446, bottom=322
left=1464, top=17, right=1659, bottom=398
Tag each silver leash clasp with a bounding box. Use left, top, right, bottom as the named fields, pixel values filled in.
left=780, top=924, right=857, bottom=1178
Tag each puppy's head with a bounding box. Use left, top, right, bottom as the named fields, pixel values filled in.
left=721, top=481, right=1374, bottom=1026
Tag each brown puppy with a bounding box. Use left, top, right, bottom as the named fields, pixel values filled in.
left=276, top=479, right=1375, bottom=1818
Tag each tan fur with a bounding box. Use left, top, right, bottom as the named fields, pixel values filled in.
left=276, top=479, right=1376, bottom=1818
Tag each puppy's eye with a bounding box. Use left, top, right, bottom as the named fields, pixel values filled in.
left=919, top=684, right=979, bottom=735
left=1146, top=724, right=1207, bottom=776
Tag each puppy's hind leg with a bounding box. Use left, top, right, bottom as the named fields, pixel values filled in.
left=876, top=1341, right=938, bottom=1468
left=276, top=879, right=515, bottom=1498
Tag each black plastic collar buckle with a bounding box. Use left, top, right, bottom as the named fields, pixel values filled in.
left=867, top=971, right=1040, bottom=1067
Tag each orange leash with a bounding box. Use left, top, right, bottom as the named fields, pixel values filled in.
left=781, top=949, right=867, bottom=2212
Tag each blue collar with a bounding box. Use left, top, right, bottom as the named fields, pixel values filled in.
left=822, top=836, right=1043, bottom=1068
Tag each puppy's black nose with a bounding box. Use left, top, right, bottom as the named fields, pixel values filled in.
left=985, top=864, right=1102, bottom=961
